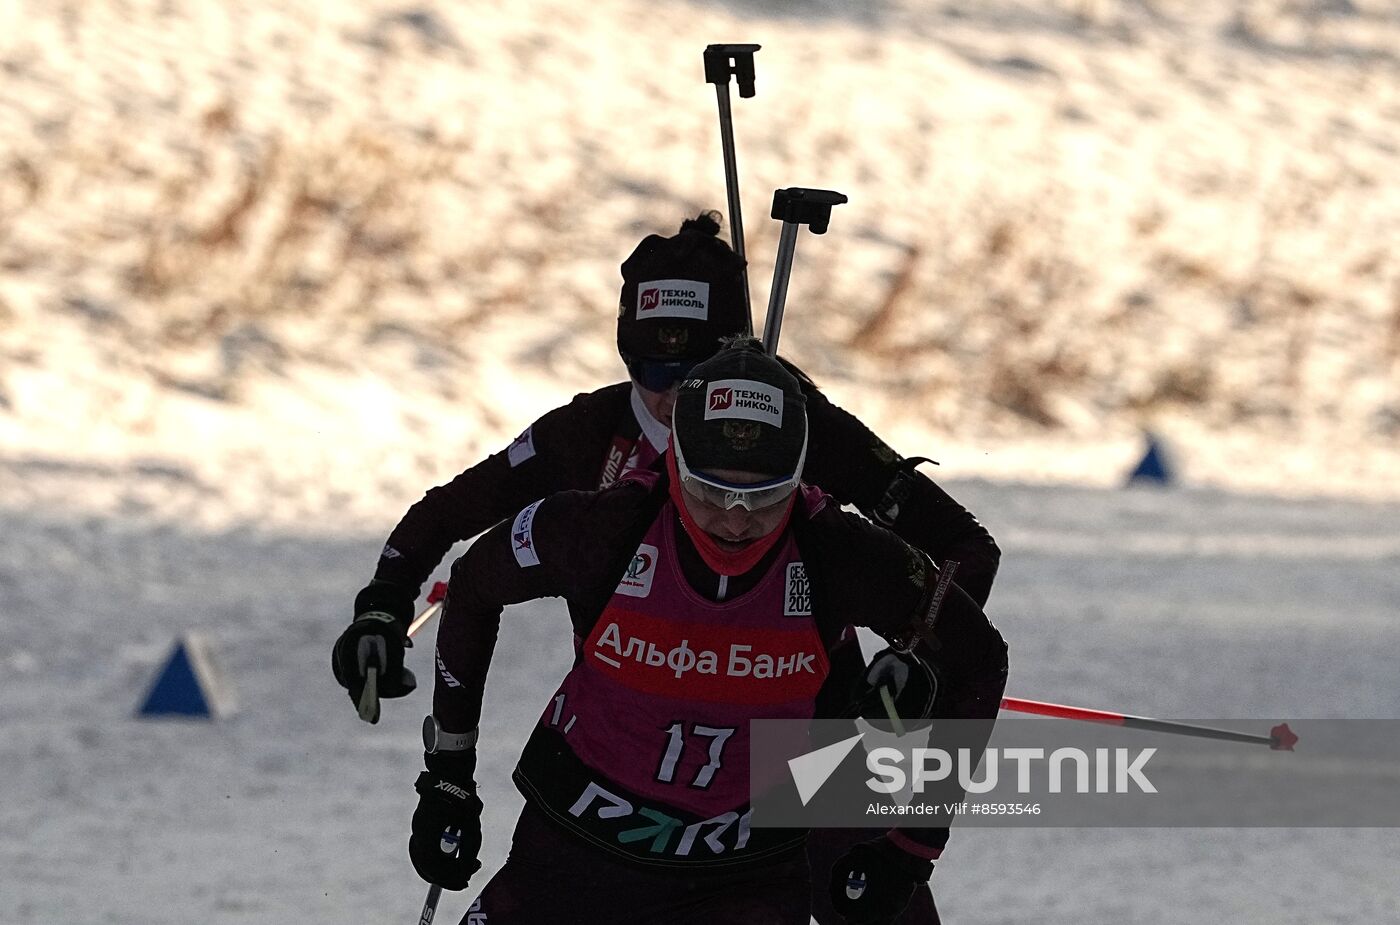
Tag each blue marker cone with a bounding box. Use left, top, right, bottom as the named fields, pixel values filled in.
left=1126, top=433, right=1175, bottom=486
left=137, top=634, right=234, bottom=719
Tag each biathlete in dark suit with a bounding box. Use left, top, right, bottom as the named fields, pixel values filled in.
left=398, top=341, right=1008, bottom=924
left=333, top=215, right=1004, bottom=923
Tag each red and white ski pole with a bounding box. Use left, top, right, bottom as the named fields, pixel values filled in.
left=407, top=581, right=450, bottom=639
left=1001, top=696, right=1299, bottom=750
left=356, top=581, right=450, bottom=723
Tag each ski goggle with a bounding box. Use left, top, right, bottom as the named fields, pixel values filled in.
left=672, top=424, right=808, bottom=512
left=623, top=354, right=699, bottom=393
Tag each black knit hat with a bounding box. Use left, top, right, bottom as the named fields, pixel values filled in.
left=617, top=212, right=748, bottom=362
left=672, top=338, right=808, bottom=479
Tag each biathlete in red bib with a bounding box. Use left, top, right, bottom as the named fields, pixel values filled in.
left=333, top=213, right=1004, bottom=923
left=401, top=340, right=1009, bottom=924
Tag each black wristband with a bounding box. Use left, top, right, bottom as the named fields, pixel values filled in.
left=423, top=748, right=478, bottom=781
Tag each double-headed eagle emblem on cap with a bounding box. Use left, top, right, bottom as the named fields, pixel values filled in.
left=722, top=420, right=763, bottom=451
left=657, top=326, right=690, bottom=355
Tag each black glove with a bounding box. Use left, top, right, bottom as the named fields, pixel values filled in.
left=829, top=835, right=934, bottom=925
left=842, top=648, right=937, bottom=725
left=409, top=751, right=484, bottom=891
left=332, top=581, right=418, bottom=719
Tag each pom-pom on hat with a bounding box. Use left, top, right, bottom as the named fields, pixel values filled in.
left=617, top=212, right=748, bottom=362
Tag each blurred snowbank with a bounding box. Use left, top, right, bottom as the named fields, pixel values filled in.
left=2, top=0, right=1399, bottom=525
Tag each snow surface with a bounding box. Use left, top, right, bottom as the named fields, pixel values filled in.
left=4, top=0, right=1400, bottom=515
left=4, top=0, right=1400, bottom=921
left=3, top=478, right=1397, bottom=923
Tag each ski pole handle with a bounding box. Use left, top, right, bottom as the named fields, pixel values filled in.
left=356, top=581, right=448, bottom=724
left=704, top=43, right=761, bottom=330
left=762, top=187, right=848, bottom=354
left=417, top=825, right=462, bottom=923
left=878, top=685, right=907, bottom=738
left=704, top=44, right=759, bottom=97
left=356, top=665, right=380, bottom=723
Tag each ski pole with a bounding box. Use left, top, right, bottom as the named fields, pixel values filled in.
left=418, top=884, right=443, bottom=925
left=1001, top=696, right=1299, bottom=750
left=417, top=825, right=464, bottom=924
left=762, top=187, right=847, bottom=355
left=746, top=186, right=896, bottom=728
left=703, top=43, right=761, bottom=330
left=357, top=663, right=380, bottom=723
left=756, top=186, right=894, bottom=723
left=408, top=581, right=451, bottom=639
left=356, top=581, right=451, bottom=724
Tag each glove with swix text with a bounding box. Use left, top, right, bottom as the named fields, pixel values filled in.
left=409, top=749, right=484, bottom=891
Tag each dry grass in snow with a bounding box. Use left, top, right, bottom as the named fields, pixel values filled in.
left=2, top=0, right=1399, bottom=525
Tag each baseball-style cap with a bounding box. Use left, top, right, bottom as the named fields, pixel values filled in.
left=617, top=212, right=748, bottom=365
left=671, top=338, right=808, bottom=510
